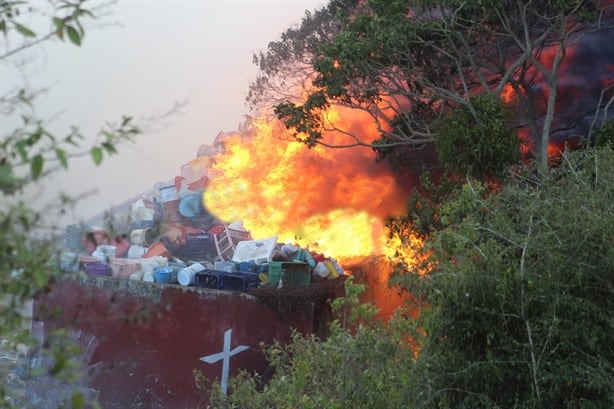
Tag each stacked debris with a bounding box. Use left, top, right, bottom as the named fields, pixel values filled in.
left=56, top=144, right=345, bottom=293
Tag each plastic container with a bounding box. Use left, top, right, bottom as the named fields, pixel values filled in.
left=228, top=228, right=251, bottom=242
left=165, top=262, right=184, bottom=284
left=185, top=232, right=214, bottom=261
left=66, top=224, right=89, bottom=252
left=129, top=271, right=144, bottom=281
left=153, top=266, right=173, bottom=284
left=177, top=263, right=206, bottom=286
left=84, top=262, right=111, bottom=276
left=79, top=255, right=99, bottom=270
left=267, top=261, right=311, bottom=287
left=295, top=249, right=317, bottom=268
left=143, top=242, right=169, bottom=258
left=163, top=199, right=181, bottom=223
left=231, top=236, right=278, bottom=264
left=130, top=228, right=156, bottom=246
left=179, top=192, right=204, bottom=218
left=109, top=258, right=141, bottom=279
left=181, top=157, right=210, bottom=183
left=127, top=244, right=148, bottom=259
left=238, top=261, right=258, bottom=273
left=194, top=270, right=224, bottom=289
left=221, top=271, right=259, bottom=292
left=214, top=260, right=238, bottom=272
left=314, top=262, right=331, bottom=278
left=59, top=252, right=80, bottom=273
left=159, top=185, right=179, bottom=203
left=237, top=261, right=267, bottom=274
left=140, top=256, right=168, bottom=273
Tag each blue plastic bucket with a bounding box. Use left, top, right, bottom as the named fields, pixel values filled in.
left=153, top=266, right=173, bottom=284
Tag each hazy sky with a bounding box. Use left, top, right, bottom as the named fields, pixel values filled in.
left=2, top=0, right=327, bottom=225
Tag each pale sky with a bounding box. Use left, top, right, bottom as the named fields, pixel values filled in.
left=2, top=0, right=327, bottom=226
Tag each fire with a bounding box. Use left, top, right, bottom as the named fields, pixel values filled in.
left=203, top=110, right=410, bottom=263
left=291, top=210, right=387, bottom=259
left=201, top=106, right=427, bottom=322
left=499, top=32, right=613, bottom=160
left=500, top=83, right=516, bottom=104
left=384, top=230, right=428, bottom=273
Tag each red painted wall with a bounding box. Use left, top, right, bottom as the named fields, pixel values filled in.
left=33, top=275, right=338, bottom=408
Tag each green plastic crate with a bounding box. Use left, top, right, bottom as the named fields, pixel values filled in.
left=267, top=261, right=311, bottom=286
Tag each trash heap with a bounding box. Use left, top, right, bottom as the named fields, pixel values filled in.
left=57, top=144, right=345, bottom=293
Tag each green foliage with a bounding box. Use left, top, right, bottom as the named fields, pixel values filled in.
left=274, top=92, right=329, bottom=147
left=434, top=93, right=521, bottom=178
left=0, top=104, right=139, bottom=193
left=594, top=120, right=614, bottom=148
left=270, top=0, right=607, bottom=172
left=403, top=147, right=614, bottom=408
left=1, top=0, right=93, bottom=56
left=386, top=171, right=461, bottom=240
left=247, top=0, right=361, bottom=112
left=208, top=277, right=422, bottom=409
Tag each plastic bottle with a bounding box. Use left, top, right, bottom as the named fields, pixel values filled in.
left=177, top=262, right=206, bottom=286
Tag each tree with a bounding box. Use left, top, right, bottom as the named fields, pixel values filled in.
left=1, top=1, right=140, bottom=407
left=246, top=0, right=361, bottom=118
left=433, top=92, right=520, bottom=179
left=273, top=0, right=613, bottom=172
left=401, top=147, right=614, bottom=408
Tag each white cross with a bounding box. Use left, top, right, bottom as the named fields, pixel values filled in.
left=200, top=328, right=249, bottom=395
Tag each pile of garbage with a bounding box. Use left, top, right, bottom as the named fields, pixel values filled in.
left=56, top=145, right=344, bottom=293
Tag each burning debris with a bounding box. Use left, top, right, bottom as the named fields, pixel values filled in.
left=56, top=133, right=358, bottom=295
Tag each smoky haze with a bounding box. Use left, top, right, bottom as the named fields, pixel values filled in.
left=548, top=23, right=614, bottom=142
left=1, top=1, right=326, bottom=229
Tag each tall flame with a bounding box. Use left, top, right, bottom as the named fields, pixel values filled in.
left=204, top=107, right=409, bottom=262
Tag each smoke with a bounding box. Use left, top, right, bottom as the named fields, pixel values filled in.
left=538, top=23, right=614, bottom=144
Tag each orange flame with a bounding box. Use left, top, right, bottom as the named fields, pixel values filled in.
left=384, top=229, right=428, bottom=273
left=203, top=108, right=410, bottom=263
left=500, top=83, right=517, bottom=104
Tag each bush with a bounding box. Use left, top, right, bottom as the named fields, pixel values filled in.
left=434, top=93, right=520, bottom=179
left=409, top=147, right=614, bottom=408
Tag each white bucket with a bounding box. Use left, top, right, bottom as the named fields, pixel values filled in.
left=314, top=262, right=331, bottom=278
left=177, top=263, right=205, bottom=286
left=130, top=228, right=155, bottom=246
left=127, top=244, right=147, bottom=259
